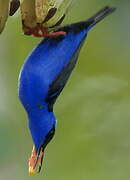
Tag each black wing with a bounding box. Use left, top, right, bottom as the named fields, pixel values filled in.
left=46, top=39, right=85, bottom=112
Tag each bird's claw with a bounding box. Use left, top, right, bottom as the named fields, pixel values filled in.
left=22, top=23, right=66, bottom=37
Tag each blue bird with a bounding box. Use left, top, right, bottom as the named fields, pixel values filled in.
left=18, top=6, right=115, bottom=174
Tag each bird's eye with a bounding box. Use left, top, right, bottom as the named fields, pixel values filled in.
left=43, top=126, right=55, bottom=148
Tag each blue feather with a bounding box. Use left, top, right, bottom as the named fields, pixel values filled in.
left=18, top=6, right=115, bottom=152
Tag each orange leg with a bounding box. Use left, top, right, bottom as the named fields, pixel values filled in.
left=40, top=24, right=66, bottom=37
left=23, top=23, right=66, bottom=37
left=41, top=30, right=66, bottom=37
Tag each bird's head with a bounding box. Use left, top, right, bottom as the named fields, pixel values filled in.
left=27, top=109, right=56, bottom=175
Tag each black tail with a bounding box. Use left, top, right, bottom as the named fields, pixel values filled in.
left=56, top=6, right=116, bottom=34
left=86, top=6, right=116, bottom=27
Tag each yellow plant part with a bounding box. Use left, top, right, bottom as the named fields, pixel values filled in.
left=0, top=0, right=10, bottom=33
left=20, top=0, right=37, bottom=29
left=35, top=0, right=74, bottom=28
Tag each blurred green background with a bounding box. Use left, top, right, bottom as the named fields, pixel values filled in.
left=0, top=0, right=130, bottom=179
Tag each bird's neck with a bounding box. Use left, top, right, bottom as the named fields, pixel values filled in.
left=28, top=108, right=56, bottom=149
left=28, top=107, right=56, bottom=126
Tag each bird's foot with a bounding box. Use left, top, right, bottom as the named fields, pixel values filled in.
left=22, top=23, right=66, bottom=37
left=44, top=31, right=66, bottom=37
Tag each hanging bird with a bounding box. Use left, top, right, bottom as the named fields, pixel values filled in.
left=18, top=6, right=115, bottom=174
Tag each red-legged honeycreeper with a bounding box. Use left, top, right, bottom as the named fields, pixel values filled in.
left=18, top=6, right=116, bottom=174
